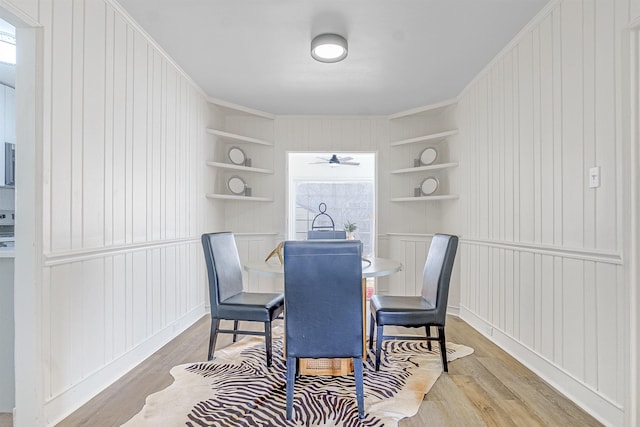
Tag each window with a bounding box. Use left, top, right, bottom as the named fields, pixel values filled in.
left=288, top=152, right=376, bottom=256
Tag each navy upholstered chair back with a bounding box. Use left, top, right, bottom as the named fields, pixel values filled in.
left=284, top=240, right=363, bottom=358
left=307, top=230, right=347, bottom=240
left=201, top=232, right=244, bottom=316
left=421, top=234, right=459, bottom=324
left=283, top=239, right=365, bottom=420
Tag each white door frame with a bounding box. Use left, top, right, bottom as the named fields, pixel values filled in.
left=0, top=3, right=43, bottom=425
left=627, top=20, right=640, bottom=427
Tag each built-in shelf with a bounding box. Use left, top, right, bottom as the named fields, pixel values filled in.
left=206, top=128, right=273, bottom=146
left=391, top=195, right=459, bottom=202
left=206, top=193, right=273, bottom=202
left=391, top=162, right=459, bottom=174
left=390, top=129, right=458, bottom=147
left=206, top=161, right=273, bottom=174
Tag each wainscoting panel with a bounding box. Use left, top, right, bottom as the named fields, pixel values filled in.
left=453, top=1, right=628, bottom=425
left=379, top=234, right=432, bottom=296
left=460, top=240, right=624, bottom=424
left=235, top=233, right=280, bottom=293
left=42, top=240, right=205, bottom=423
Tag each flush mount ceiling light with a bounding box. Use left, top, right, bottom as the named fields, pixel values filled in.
left=311, top=33, right=348, bottom=63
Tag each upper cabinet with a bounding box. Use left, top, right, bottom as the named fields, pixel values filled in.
left=388, top=99, right=458, bottom=201
left=206, top=99, right=275, bottom=202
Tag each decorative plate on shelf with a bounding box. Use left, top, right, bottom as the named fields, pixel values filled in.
left=419, top=146, right=438, bottom=166
left=227, top=176, right=246, bottom=195
left=228, top=146, right=246, bottom=165
left=420, top=176, right=439, bottom=196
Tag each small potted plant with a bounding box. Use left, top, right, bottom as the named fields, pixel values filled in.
left=344, top=221, right=357, bottom=240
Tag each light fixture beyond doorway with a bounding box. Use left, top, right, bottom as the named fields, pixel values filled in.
left=311, top=33, right=348, bottom=63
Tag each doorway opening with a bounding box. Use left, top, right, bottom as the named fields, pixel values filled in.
left=287, top=152, right=376, bottom=255
left=287, top=152, right=377, bottom=299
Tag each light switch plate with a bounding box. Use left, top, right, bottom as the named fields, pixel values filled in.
left=589, top=166, right=600, bottom=188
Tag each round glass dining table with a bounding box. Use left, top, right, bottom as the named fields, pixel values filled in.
left=244, top=255, right=402, bottom=376
left=244, top=256, right=402, bottom=278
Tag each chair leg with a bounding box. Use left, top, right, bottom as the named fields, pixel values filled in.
left=438, top=326, right=448, bottom=372
left=232, top=320, right=239, bottom=343
left=264, top=321, right=273, bottom=367
left=375, top=324, right=383, bottom=371
left=368, top=313, right=375, bottom=350
left=354, top=356, right=365, bottom=420
left=208, top=318, right=220, bottom=361
left=425, top=325, right=432, bottom=351
left=286, top=356, right=297, bottom=420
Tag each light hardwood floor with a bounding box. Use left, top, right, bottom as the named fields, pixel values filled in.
left=0, top=413, right=11, bottom=427
left=56, top=315, right=602, bottom=426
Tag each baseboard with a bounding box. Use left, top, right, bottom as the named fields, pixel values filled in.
left=447, top=305, right=460, bottom=317
left=43, top=304, right=206, bottom=426
left=459, top=306, right=624, bottom=427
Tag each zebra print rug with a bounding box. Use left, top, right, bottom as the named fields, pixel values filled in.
left=123, top=335, right=473, bottom=427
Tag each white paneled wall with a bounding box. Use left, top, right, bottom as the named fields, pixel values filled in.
left=6, top=0, right=210, bottom=424
left=379, top=234, right=431, bottom=296
left=452, top=1, right=628, bottom=425
left=235, top=233, right=281, bottom=293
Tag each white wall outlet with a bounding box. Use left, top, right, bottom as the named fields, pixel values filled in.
left=589, top=166, right=600, bottom=188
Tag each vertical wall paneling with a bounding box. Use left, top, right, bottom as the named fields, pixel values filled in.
left=83, top=0, right=106, bottom=248
left=628, top=25, right=640, bottom=427
left=560, top=0, right=585, bottom=248
left=50, top=0, right=73, bottom=252
left=32, top=0, right=210, bottom=423
left=112, top=12, right=127, bottom=246
left=103, top=7, right=114, bottom=247
left=552, top=8, right=564, bottom=246
left=70, top=0, right=84, bottom=250
left=540, top=14, right=555, bottom=246
left=453, top=1, right=627, bottom=425
left=583, top=0, right=596, bottom=250
left=131, top=32, right=147, bottom=243
left=595, top=0, right=618, bottom=250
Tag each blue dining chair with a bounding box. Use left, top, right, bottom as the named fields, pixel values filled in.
left=307, top=230, right=347, bottom=239
left=201, top=232, right=284, bottom=367
left=369, top=234, right=458, bottom=372
left=283, top=240, right=365, bottom=421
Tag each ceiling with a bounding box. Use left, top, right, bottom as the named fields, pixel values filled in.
left=117, top=0, right=550, bottom=116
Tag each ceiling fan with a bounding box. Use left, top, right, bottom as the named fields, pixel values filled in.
left=310, top=154, right=360, bottom=166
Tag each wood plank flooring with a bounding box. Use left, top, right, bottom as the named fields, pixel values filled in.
left=56, top=315, right=602, bottom=426
left=0, top=413, right=11, bottom=427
